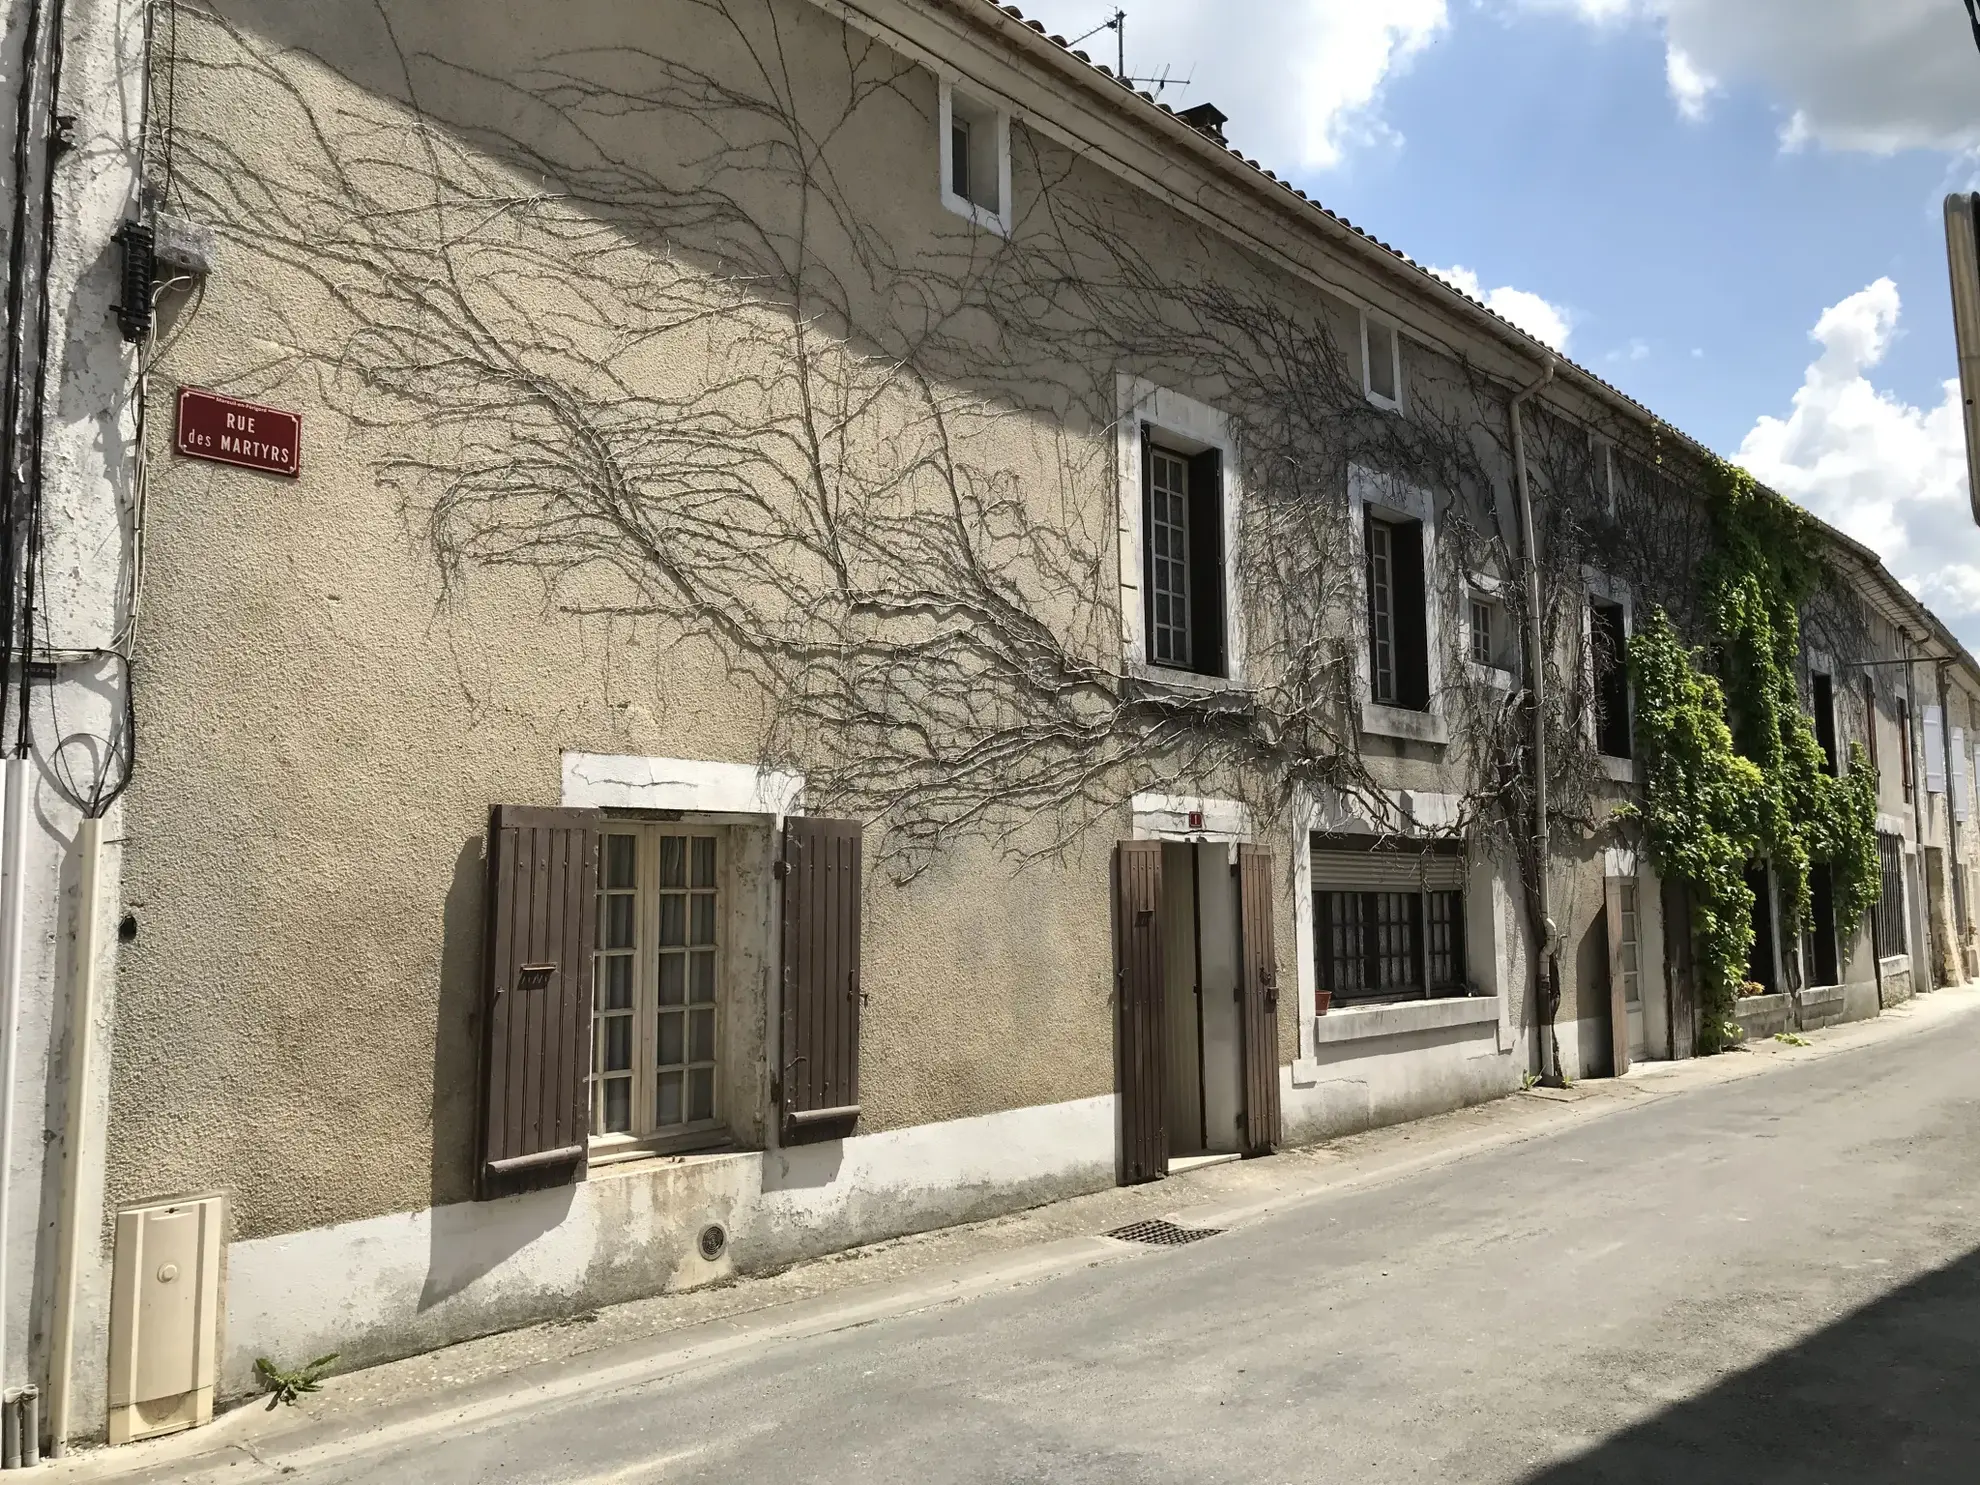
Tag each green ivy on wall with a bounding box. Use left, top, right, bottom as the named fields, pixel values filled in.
left=1626, top=461, right=1881, bottom=1053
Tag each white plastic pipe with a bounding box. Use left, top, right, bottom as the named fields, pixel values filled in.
left=0, top=757, right=31, bottom=1405
left=46, top=812, right=101, bottom=1458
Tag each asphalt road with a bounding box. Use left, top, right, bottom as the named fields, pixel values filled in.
left=196, top=1020, right=1980, bottom=1482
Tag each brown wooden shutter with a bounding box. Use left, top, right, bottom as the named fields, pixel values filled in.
left=479, top=805, right=599, bottom=1200
left=1236, top=845, right=1283, bottom=1154
left=1604, top=876, right=1631, bottom=1077
left=779, top=817, right=864, bottom=1145
left=1113, top=841, right=1167, bottom=1184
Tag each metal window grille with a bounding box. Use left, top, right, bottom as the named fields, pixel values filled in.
left=1469, top=599, right=1492, bottom=666
left=1318, top=888, right=1467, bottom=1002
left=1875, top=833, right=1907, bottom=955
left=1367, top=521, right=1396, bottom=703
left=1425, top=889, right=1466, bottom=991
left=1148, top=448, right=1192, bottom=668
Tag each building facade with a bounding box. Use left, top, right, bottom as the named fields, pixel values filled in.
left=0, top=0, right=1975, bottom=1453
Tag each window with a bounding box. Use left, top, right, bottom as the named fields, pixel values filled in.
left=1141, top=430, right=1226, bottom=678
left=1590, top=596, right=1631, bottom=759
left=592, top=826, right=725, bottom=1146
left=1616, top=879, right=1641, bottom=1006
left=1365, top=511, right=1428, bottom=709
left=1812, top=672, right=1838, bottom=776
left=1898, top=698, right=1914, bottom=801
left=1317, top=889, right=1467, bottom=1004
left=1363, top=315, right=1402, bottom=409
left=939, top=81, right=1009, bottom=232
left=1469, top=599, right=1493, bottom=667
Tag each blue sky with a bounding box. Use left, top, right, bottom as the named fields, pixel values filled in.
left=1016, top=0, right=1980, bottom=643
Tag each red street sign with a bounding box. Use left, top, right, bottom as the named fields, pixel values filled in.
left=175, top=387, right=301, bottom=478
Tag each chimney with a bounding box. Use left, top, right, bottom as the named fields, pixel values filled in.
left=1178, top=103, right=1227, bottom=142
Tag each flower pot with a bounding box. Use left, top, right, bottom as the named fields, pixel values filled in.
left=1315, top=991, right=1332, bottom=1015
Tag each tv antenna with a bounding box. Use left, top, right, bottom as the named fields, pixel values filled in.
left=1068, top=8, right=1192, bottom=99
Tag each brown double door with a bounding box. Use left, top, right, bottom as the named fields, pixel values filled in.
left=1113, top=840, right=1281, bottom=1184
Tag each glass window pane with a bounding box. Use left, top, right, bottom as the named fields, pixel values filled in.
left=692, top=837, right=716, bottom=889
left=657, top=953, right=685, bottom=1006
left=658, top=1009, right=684, bottom=1066
left=602, top=1077, right=631, bottom=1134
left=659, top=836, right=686, bottom=889
left=605, top=834, right=637, bottom=890
left=603, top=1015, right=632, bottom=1073
left=688, top=1068, right=715, bottom=1123
left=657, top=1070, right=684, bottom=1127
left=690, top=951, right=716, bottom=1003
left=690, top=893, right=716, bottom=946
left=690, top=1006, right=716, bottom=1063
left=659, top=895, right=685, bottom=947
left=605, top=894, right=635, bottom=950
left=601, top=954, right=633, bottom=1011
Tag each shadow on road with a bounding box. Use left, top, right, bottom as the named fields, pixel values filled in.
left=1523, top=1244, right=1980, bottom=1482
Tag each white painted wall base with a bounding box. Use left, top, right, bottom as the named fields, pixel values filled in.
left=1282, top=1017, right=1516, bottom=1146
left=218, top=1094, right=1116, bottom=1399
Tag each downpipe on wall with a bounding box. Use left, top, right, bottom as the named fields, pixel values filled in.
left=1509, top=356, right=1562, bottom=1084
left=42, top=813, right=101, bottom=1459
left=0, top=759, right=28, bottom=1454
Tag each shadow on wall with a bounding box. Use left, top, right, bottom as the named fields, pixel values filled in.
left=1519, top=1244, right=1980, bottom=1483
left=1574, top=907, right=1612, bottom=1079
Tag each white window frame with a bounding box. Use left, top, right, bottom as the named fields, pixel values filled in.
left=1349, top=465, right=1446, bottom=744
left=590, top=822, right=729, bottom=1157
left=562, top=754, right=800, bottom=1160
left=1464, top=572, right=1516, bottom=689
left=938, top=78, right=1012, bottom=236
left=1116, top=375, right=1245, bottom=690
left=1360, top=312, right=1403, bottom=412
left=1582, top=567, right=1634, bottom=781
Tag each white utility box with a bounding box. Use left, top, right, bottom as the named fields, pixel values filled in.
left=106, top=1194, right=224, bottom=1445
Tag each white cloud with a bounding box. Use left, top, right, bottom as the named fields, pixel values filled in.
left=1736, top=279, right=1980, bottom=645
left=1535, top=0, right=1980, bottom=153
left=1010, top=0, right=1449, bottom=170
left=1429, top=265, right=1573, bottom=350
left=1663, top=46, right=1716, bottom=122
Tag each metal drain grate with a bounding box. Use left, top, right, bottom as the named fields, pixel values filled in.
left=1105, top=1218, right=1224, bottom=1247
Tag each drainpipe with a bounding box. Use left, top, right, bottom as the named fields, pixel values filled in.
left=0, top=758, right=29, bottom=1402
left=1904, top=644, right=1929, bottom=988
left=45, top=813, right=102, bottom=1458
left=1936, top=661, right=1964, bottom=981
left=1510, top=355, right=1559, bottom=1082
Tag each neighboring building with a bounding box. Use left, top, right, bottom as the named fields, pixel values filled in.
left=0, top=0, right=1977, bottom=1454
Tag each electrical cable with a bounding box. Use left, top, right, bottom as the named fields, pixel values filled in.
left=1967, top=0, right=1980, bottom=60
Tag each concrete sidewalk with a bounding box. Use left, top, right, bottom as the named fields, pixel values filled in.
left=49, top=981, right=1980, bottom=1482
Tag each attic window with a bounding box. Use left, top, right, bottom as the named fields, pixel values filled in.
left=1363, top=315, right=1402, bottom=410
left=940, top=80, right=1010, bottom=234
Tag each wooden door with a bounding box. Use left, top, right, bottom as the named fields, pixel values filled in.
left=1604, top=876, right=1631, bottom=1077
left=1113, top=842, right=1167, bottom=1184
left=1236, top=847, right=1282, bottom=1154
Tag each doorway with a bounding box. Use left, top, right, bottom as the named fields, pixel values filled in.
left=1160, top=842, right=1245, bottom=1163
left=1112, top=839, right=1281, bottom=1184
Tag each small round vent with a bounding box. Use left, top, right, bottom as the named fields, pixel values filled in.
left=697, top=1223, right=729, bottom=1262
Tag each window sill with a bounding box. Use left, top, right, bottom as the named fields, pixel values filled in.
left=1467, top=662, right=1516, bottom=692
left=1360, top=702, right=1449, bottom=746
left=940, top=190, right=1009, bottom=237
left=1598, top=755, right=1637, bottom=784
left=1127, top=661, right=1248, bottom=699
left=589, top=1124, right=735, bottom=1168
left=1312, top=995, right=1497, bottom=1047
